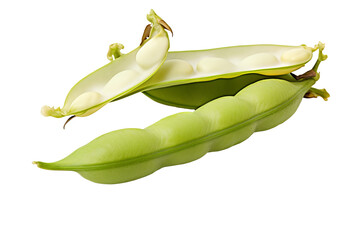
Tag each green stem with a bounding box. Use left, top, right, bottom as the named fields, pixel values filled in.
left=107, top=43, right=124, bottom=61
left=312, top=42, right=328, bottom=72
left=296, top=42, right=327, bottom=81
left=304, top=87, right=330, bottom=101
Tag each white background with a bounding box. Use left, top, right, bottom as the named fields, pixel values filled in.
left=1, top=0, right=359, bottom=239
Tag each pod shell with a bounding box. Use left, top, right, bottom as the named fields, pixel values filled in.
left=36, top=78, right=315, bottom=184
left=137, top=44, right=314, bottom=92
left=143, top=73, right=296, bottom=109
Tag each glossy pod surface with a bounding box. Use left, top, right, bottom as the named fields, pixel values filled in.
left=35, top=77, right=318, bottom=184
left=41, top=10, right=171, bottom=118
left=143, top=73, right=296, bottom=109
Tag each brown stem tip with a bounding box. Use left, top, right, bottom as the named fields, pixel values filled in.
left=304, top=91, right=318, bottom=99
left=140, top=24, right=152, bottom=46
left=63, top=115, right=76, bottom=129
left=295, top=69, right=317, bottom=80
left=159, top=19, right=173, bottom=36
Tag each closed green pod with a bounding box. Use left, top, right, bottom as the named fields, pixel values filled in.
left=34, top=75, right=327, bottom=184
left=142, top=73, right=295, bottom=109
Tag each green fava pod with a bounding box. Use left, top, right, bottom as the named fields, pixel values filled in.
left=106, top=42, right=320, bottom=108
left=34, top=47, right=328, bottom=184
left=142, top=43, right=326, bottom=109
left=137, top=43, right=316, bottom=90
left=143, top=73, right=296, bottom=109
left=41, top=9, right=172, bottom=119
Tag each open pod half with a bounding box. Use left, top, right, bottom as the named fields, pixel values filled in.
left=107, top=42, right=320, bottom=106
left=41, top=10, right=171, bottom=118
left=142, top=42, right=326, bottom=109
left=134, top=43, right=317, bottom=92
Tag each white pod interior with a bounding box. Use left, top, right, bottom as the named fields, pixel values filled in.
left=42, top=10, right=170, bottom=118
left=139, top=44, right=315, bottom=91
left=63, top=31, right=168, bottom=115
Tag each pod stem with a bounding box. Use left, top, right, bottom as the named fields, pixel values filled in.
left=312, top=42, right=327, bottom=73
left=295, top=69, right=317, bottom=80
left=304, top=87, right=330, bottom=101
left=63, top=115, right=76, bottom=129
left=295, top=42, right=327, bottom=81
left=107, top=43, right=124, bottom=61
left=148, top=10, right=172, bottom=36
left=140, top=10, right=172, bottom=45
left=140, top=24, right=152, bottom=46
left=41, top=105, right=65, bottom=118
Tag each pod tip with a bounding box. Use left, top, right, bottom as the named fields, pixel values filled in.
left=41, top=105, right=64, bottom=118
left=41, top=105, right=51, bottom=117
left=147, top=9, right=158, bottom=23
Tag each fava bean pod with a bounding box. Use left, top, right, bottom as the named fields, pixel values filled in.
left=41, top=9, right=318, bottom=121
left=142, top=43, right=326, bottom=109
left=34, top=48, right=328, bottom=184
left=109, top=43, right=318, bottom=107
left=41, top=10, right=172, bottom=119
